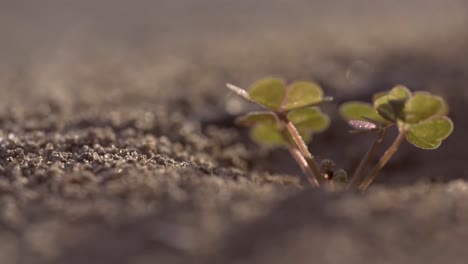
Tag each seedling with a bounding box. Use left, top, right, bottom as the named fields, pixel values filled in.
left=340, top=85, right=454, bottom=190
left=227, top=79, right=454, bottom=191
left=227, top=78, right=331, bottom=186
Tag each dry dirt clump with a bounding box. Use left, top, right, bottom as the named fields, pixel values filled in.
left=0, top=102, right=299, bottom=264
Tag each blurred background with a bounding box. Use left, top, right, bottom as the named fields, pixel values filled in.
left=1, top=0, right=468, bottom=98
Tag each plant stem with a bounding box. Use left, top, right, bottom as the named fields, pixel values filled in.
left=287, top=145, right=319, bottom=187
left=358, top=130, right=407, bottom=190
left=278, top=114, right=325, bottom=184
left=347, top=127, right=388, bottom=189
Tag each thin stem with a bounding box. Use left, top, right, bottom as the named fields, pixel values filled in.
left=225, top=83, right=324, bottom=186
left=347, top=127, right=388, bottom=189
left=359, top=130, right=407, bottom=190
left=280, top=127, right=319, bottom=187
left=278, top=114, right=325, bottom=184
left=287, top=145, right=319, bottom=187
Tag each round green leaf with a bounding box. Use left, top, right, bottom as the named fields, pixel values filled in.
left=287, top=107, right=330, bottom=132
left=248, top=77, right=286, bottom=111
left=251, top=124, right=286, bottom=146
left=403, top=92, right=449, bottom=124
left=235, top=112, right=278, bottom=127
left=388, top=85, right=411, bottom=100
left=339, top=101, right=387, bottom=124
left=282, top=81, right=324, bottom=110
left=372, top=85, right=411, bottom=103
left=373, top=86, right=411, bottom=122
left=372, top=91, right=388, bottom=103
left=406, top=116, right=453, bottom=149
left=374, top=96, right=397, bottom=122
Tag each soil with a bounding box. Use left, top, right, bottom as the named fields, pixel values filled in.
left=1, top=1, right=468, bottom=264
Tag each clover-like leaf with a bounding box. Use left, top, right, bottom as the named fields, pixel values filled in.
left=372, top=85, right=411, bottom=105
left=406, top=116, right=453, bottom=149
left=282, top=81, right=324, bottom=111
left=372, top=91, right=388, bottom=102
left=251, top=124, right=286, bottom=146
left=339, top=101, right=387, bottom=124
left=228, top=78, right=332, bottom=147
left=287, top=107, right=330, bottom=133
left=248, top=77, right=286, bottom=111
left=235, top=112, right=278, bottom=127
left=403, top=92, right=448, bottom=124
left=374, top=97, right=396, bottom=122
left=388, top=85, right=412, bottom=100
left=373, top=85, right=411, bottom=122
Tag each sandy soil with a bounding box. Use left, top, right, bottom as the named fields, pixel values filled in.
left=1, top=1, right=468, bottom=263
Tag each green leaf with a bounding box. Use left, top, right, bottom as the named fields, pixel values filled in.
left=251, top=124, right=286, bottom=146
left=389, top=85, right=412, bottom=100
left=403, top=92, right=449, bottom=124
left=388, top=99, right=408, bottom=121
left=339, top=101, right=387, bottom=124
left=287, top=108, right=330, bottom=132
left=374, top=97, right=396, bottom=122
left=372, top=85, right=411, bottom=103
left=235, top=112, right=278, bottom=127
left=372, top=91, right=388, bottom=102
left=406, top=116, right=454, bottom=149
left=282, top=81, right=324, bottom=110
left=373, top=86, right=411, bottom=122
left=248, top=77, right=286, bottom=111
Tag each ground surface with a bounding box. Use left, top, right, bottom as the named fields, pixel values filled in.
left=1, top=1, right=468, bottom=264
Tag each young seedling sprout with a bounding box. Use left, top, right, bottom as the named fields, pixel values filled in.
left=227, top=77, right=332, bottom=186
left=340, top=85, right=454, bottom=190
left=227, top=78, right=454, bottom=191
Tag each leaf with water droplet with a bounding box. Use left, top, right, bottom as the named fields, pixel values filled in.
left=348, top=120, right=378, bottom=131
left=339, top=101, right=387, bottom=124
